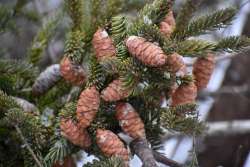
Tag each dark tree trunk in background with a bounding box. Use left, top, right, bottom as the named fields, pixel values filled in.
left=198, top=13, right=250, bottom=167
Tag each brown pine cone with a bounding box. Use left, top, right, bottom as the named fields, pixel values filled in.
left=60, top=57, right=86, bottom=86
left=53, top=157, right=76, bottom=167
left=115, top=103, right=145, bottom=139
left=167, top=53, right=187, bottom=77
left=92, top=28, right=116, bottom=61
left=171, top=82, right=197, bottom=107
left=96, top=129, right=129, bottom=162
left=160, top=10, right=176, bottom=37
left=193, top=54, right=215, bottom=90
left=60, top=118, right=91, bottom=148
left=126, top=36, right=166, bottom=67
left=76, top=86, right=100, bottom=128
left=101, top=79, right=131, bottom=102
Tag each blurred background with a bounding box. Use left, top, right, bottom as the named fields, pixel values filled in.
left=1, top=0, right=250, bottom=166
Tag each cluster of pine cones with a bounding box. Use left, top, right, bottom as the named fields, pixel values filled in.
left=59, top=9, right=215, bottom=165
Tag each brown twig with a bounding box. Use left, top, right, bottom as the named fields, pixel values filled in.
left=198, top=84, right=249, bottom=98
left=130, top=138, right=158, bottom=167
left=153, top=151, right=184, bottom=167
left=15, top=125, right=43, bottom=167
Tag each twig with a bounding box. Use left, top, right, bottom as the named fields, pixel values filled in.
left=153, top=151, right=184, bottom=167
left=130, top=138, right=157, bottom=167
left=206, top=120, right=250, bottom=136
left=198, top=84, right=249, bottom=98
left=15, top=125, right=43, bottom=167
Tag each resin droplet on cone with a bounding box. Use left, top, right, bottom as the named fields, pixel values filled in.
left=60, top=118, right=91, bottom=148
left=160, top=10, right=176, bottom=37
left=76, top=86, right=100, bottom=128
left=60, top=57, right=86, bottom=86
left=116, top=102, right=145, bottom=139
left=92, top=28, right=116, bottom=61
left=171, top=82, right=197, bottom=107
left=193, top=54, right=215, bottom=90
left=101, top=79, right=130, bottom=102
left=126, top=36, right=166, bottom=67
left=96, top=129, right=129, bottom=162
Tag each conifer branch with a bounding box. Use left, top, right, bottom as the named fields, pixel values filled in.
left=173, top=7, right=237, bottom=40
left=65, top=0, right=84, bottom=30
left=111, top=15, right=127, bottom=45
left=0, top=60, right=38, bottom=80
left=0, top=90, right=19, bottom=111
left=174, top=0, right=203, bottom=34
left=15, top=125, right=43, bottom=167
left=84, top=157, right=125, bottom=167
left=44, top=138, right=72, bottom=166
left=28, top=11, right=62, bottom=65
left=139, top=0, right=172, bottom=25
left=215, top=36, right=250, bottom=52
left=176, top=40, right=216, bottom=57
left=64, top=30, right=86, bottom=63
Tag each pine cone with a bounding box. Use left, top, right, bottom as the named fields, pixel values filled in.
left=32, top=64, right=61, bottom=96
left=160, top=10, right=176, bottom=37
left=171, top=82, right=197, bottom=107
left=96, top=129, right=129, bottom=162
left=92, top=28, right=116, bottom=61
left=76, top=86, right=100, bottom=128
left=116, top=103, right=145, bottom=139
left=60, top=57, right=86, bottom=86
left=126, top=36, right=166, bottom=67
left=193, top=54, right=215, bottom=90
left=167, top=53, right=187, bottom=77
left=60, top=118, right=91, bottom=148
left=101, top=79, right=131, bottom=102
left=53, top=157, right=76, bottom=167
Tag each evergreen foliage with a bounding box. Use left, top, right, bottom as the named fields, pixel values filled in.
left=1, top=0, right=250, bottom=166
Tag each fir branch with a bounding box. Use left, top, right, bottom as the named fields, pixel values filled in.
left=0, top=90, right=19, bottom=111
left=215, top=36, right=250, bottom=52
left=87, top=57, right=106, bottom=90
left=28, top=11, right=62, bottom=65
left=59, top=101, right=77, bottom=121
left=64, top=30, right=86, bottom=63
left=175, top=39, right=216, bottom=57
left=174, top=0, right=203, bottom=33
left=173, top=7, right=237, bottom=40
left=44, top=138, right=71, bottom=167
left=84, top=157, right=125, bottom=167
left=111, top=15, right=127, bottom=45
left=160, top=104, right=206, bottom=135
left=15, top=125, right=43, bottom=167
left=0, top=59, right=39, bottom=80
left=66, top=0, right=84, bottom=30
left=139, top=0, right=172, bottom=25
left=105, top=0, right=124, bottom=20
left=0, top=4, right=15, bottom=34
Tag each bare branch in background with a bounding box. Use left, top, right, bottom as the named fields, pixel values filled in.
left=198, top=84, right=250, bottom=98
